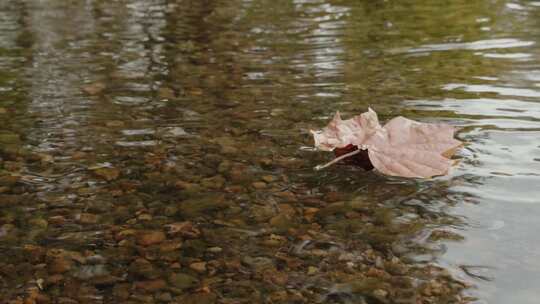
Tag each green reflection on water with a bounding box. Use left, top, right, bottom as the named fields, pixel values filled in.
left=1, top=0, right=540, bottom=303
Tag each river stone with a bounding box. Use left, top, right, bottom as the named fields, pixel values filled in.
left=0, top=175, right=19, bottom=186
left=73, top=264, right=110, bottom=280
left=251, top=181, right=267, bottom=189
left=29, top=218, right=48, bottom=229
left=0, top=132, right=20, bottom=144
left=178, top=194, right=226, bottom=217
left=130, top=260, right=159, bottom=280
left=48, top=257, right=73, bottom=274
left=134, top=279, right=167, bottom=292
left=136, top=230, right=166, bottom=246
left=269, top=214, right=293, bottom=231
left=82, top=82, right=106, bottom=95
left=175, top=293, right=217, bottom=304
left=93, top=167, right=120, bottom=181
left=189, top=262, right=206, bottom=273
left=0, top=194, right=24, bottom=207
left=242, top=256, right=274, bottom=272
left=200, top=175, right=225, bottom=190
left=168, top=272, right=199, bottom=291
left=77, top=213, right=99, bottom=225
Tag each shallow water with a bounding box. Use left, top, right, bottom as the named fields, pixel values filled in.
left=1, top=0, right=540, bottom=303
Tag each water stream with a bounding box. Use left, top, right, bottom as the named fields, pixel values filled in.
left=1, top=0, right=540, bottom=303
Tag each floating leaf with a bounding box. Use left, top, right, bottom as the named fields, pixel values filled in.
left=311, top=108, right=462, bottom=178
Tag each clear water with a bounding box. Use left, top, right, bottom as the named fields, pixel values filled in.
left=1, top=0, right=540, bottom=303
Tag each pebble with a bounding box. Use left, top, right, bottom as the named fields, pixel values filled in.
left=373, top=289, right=388, bottom=298
left=29, top=218, right=48, bottom=229
left=81, top=82, right=105, bottom=95
left=251, top=181, right=267, bottom=189
left=137, top=213, right=152, bottom=221
left=77, top=213, right=99, bottom=225
left=261, top=175, right=277, bottom=183
left=129, top=258, right=159, bottom=279
left=201, top=175, right=225, bottom=189
left=48, top=258, right=73, bottom=274
left=158, top=87, right=175, bottom=99
left=73, top=264, right=109, bottom=280
left=48, top=216, right=66, bottom=226
left=93, top=167, right=120, bottom=181
left=189, top=262, right=207, bottom=273
left=175, top=180, right=201, bottom=192
left=168, top=272, right=199, bottom=291
left=113, top=283, right=130, bottom=300
left=269, top=214, right=293, bottom=231
left=156, top=292, right=173, bottom=302
left=0, top=175, right=19, bottom=186
left=307, top=266, right=318, bottom=275
left=136, top=230, right=166, bottom=246
left=134, top=279, right=167, bottom=292
left=165, top=221, right=200, bottom=238
left=207, top=246, right=223, bottom=253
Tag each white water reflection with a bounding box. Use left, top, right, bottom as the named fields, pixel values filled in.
left=406, top=98, right=540, bottom=119
left=395, top=38, right=534, bottom=54
left=480, top=52, right=531, bottom=59
left=443, top=83, right=540, bottom=98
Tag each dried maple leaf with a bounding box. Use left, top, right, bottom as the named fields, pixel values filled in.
left=311, top=108, right=462, bottom=178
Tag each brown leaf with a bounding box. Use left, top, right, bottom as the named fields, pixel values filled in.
left=312, top=108, right=462, bottom=178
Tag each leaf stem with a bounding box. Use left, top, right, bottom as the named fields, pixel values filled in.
left=314, top=149, right=362, bottom=171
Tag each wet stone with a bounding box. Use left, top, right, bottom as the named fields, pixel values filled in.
left=81, top=82, right=106, bottom=95
left=217, top=160, right=231, bottom=174
left=0, top=175, right=19, bottom=186
left=23, top=245, right=46, bottom=263
left=92, top=167, right=120, bottom=181
left=178, top=194, right=226, bottom=217
left=48, top=257, right=73, bottom=274
left=0, top=195, right=23, bottom=207
left=0, top=132, right=20, bottom=144
left=176, top=292, right=217, bottom=304
left=77, top=213, right=99, bottom=225
left=269, top=214, right=294, bottom=231
left=158, top=87, right=175, bottom=99
left=242, top=256, right=274, bottom=272
left=112, top=283, right=131, bottom=301
left=200, top=175, right=225, bottom=190
left=168, top=272, right=199, bottom=292
left=73, top=264, right=109, bottom=280
left=251, top=204, right=276, bottom=222
left=48, top=216, right=66, bottom=226
left=156, top=292, right=173, bottom=303
left=189, top=262, right=207, bottom=273
left=261, top=175, right=277, bottom=183
left=165, top=221, right=200, bottom=238
left=175, top=180, right=202, bottom=193
left=136, top=230, right=166, bottom=246
left=307, top=266, right=319, bottom=275
left=105, top=120, right=124, bottom=128
left=134, top=279, right=167, bottom=292
left=129, top=258, right=159, bottom=279
left=207, top=246, right=222, bottom=253
left=29, top=218, right=48, bottom=229
left=47, top=274, right=64, bottom=285
left=251, top=181, right=267, bottom=189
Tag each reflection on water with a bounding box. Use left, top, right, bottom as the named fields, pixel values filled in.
left=1, top=0, right=540, bottom=303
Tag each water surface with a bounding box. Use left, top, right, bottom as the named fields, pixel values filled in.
left=1, top=0, right=540, bottom=303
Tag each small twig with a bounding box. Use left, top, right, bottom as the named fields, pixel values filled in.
left=314, top=149, right=362, bottom=171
